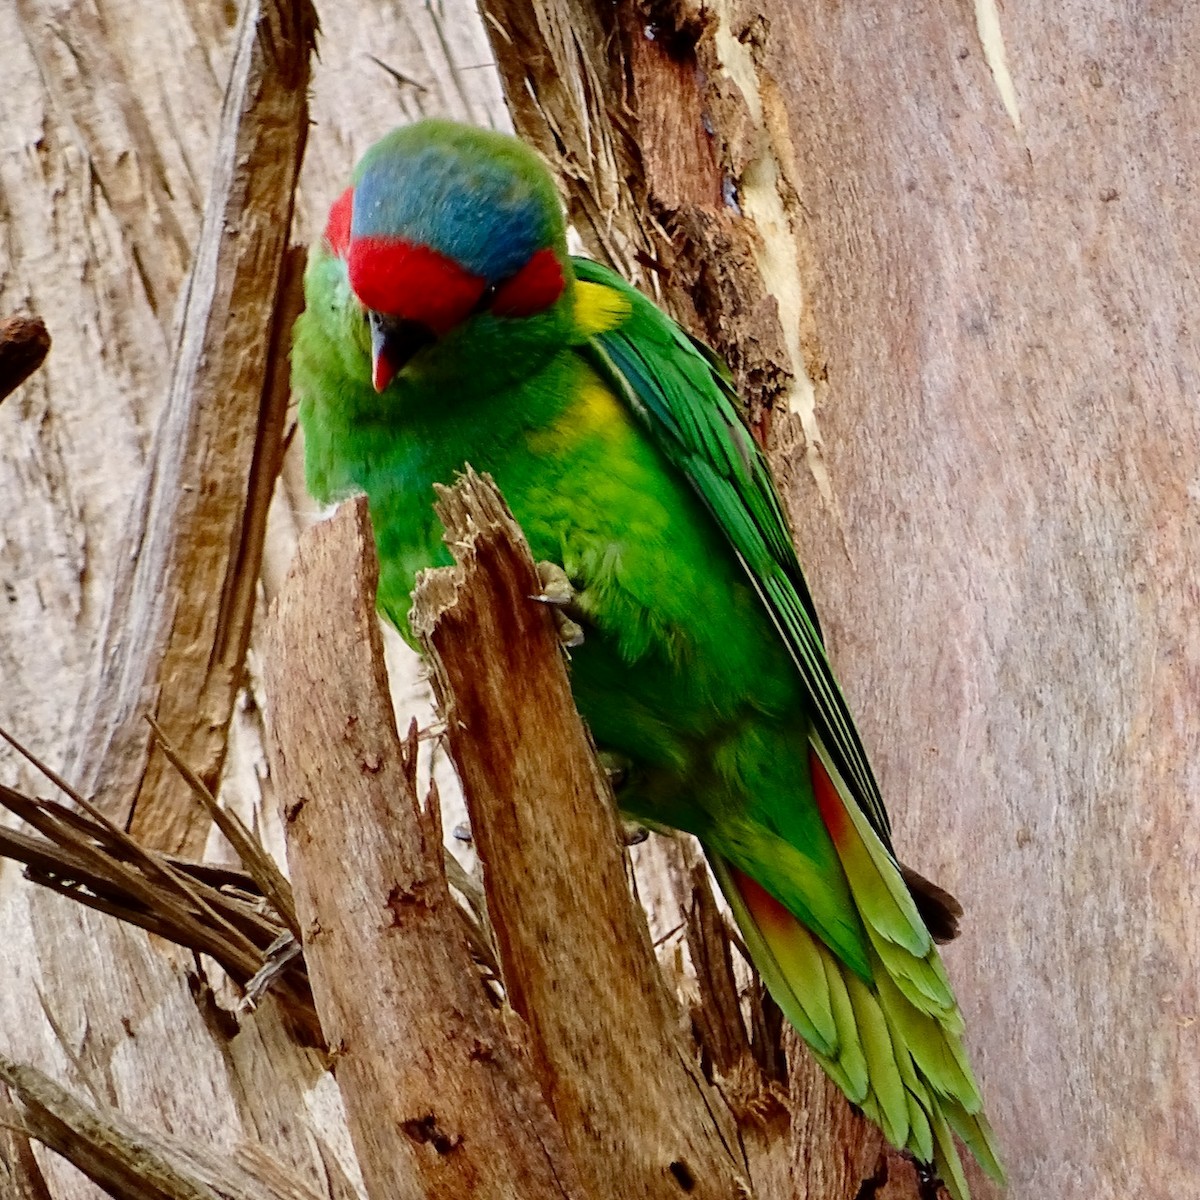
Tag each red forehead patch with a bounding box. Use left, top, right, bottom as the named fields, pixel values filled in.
left=324, top=187, right=353, bottom=257
left=348, top=237, right=486, bottom=335
left=491, top=249, right=565, bottom=317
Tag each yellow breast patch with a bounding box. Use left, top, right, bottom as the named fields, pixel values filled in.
left=528, top=379, right=630, bottom=456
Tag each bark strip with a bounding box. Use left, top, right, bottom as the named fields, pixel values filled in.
left=67, top=0, right=316, bottom=855
left=410, top=469, right=750, bottom=1200
left=264, top=497, right=583, bottom=1200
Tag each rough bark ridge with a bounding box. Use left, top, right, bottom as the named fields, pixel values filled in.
left=477, top=2, right=1200, bottom=1198
left=411, top=472, right=749, bottom=1200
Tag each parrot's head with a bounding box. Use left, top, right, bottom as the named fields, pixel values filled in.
left=320, top=119, right=572, bottom=393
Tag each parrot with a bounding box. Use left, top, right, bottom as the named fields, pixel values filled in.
left=292, top=118, right=1003, bottom=1199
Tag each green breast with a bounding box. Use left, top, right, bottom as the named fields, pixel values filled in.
left=298, top=321, right=811, bottom=839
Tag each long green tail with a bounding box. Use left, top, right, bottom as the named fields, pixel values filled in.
left=708, top=740, right=1004, bottom=1199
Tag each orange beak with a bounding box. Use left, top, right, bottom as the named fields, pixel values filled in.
left=368, top=312, right=436, bottom=392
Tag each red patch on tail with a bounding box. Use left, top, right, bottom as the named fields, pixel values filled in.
left=732, top=869, right=794, bottom=935
left=810, top=750, right=851, bottom=846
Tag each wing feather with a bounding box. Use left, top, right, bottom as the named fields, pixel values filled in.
left=574, top=257, right=893, bottom=847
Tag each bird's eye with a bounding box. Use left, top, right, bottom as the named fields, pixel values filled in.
left=472, top=283, right=499, bottom=315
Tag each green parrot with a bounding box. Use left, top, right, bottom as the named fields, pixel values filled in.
left=292, top=118, right=1003, bottom=1198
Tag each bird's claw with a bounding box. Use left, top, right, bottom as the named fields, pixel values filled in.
left=533, top=561, right=575, bottom=606
left=532, top=561, right=586, bottom=647
left=620, top=820, right=650, bottom=846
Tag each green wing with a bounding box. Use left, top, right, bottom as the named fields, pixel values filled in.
left=573, top=256, right=894, bottom=848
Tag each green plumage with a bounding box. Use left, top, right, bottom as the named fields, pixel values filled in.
left=293, top=119, right=1003, bottom=1196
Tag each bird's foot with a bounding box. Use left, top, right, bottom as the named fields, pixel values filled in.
left=620, top=820, right=650, bottom=846
left=532, top=561, right=586, bottom=647
left=596, top=751, right=647, bottom=844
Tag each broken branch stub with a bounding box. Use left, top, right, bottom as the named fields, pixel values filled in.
left=410, top=468, right=751, bottom=1200
left=264, top=497, right=583, bottom=1200
left=0, top=1054, right=324, bottom=1200
left=68, top=0, right=316, bottom=856
left=0, top=316, right=51, bottom=405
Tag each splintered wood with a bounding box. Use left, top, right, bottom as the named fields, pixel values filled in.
left=410, top=470, right=749, bottom=1200
left=264, top=498, right=583, bottom=1200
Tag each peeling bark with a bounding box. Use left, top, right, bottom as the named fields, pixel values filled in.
left=265, top=498, right=585, bottom=1200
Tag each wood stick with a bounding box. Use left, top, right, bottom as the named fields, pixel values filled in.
left=265, top=497, right=584, bottom=1200
left=411, top=469, right=751, bottom=1200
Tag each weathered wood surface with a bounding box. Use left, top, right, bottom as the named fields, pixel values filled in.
left=265, top=497, right=584, bottom=1200
left=411, top=472, right=750, bottom=1200
left=0, top=3, right=508, bottom=1199
left=478, top=2, right=1200, bottom=1198
left=63, top=0, right=314, bottom=857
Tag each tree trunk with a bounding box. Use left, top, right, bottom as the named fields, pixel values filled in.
left=477, top=2, right=1200, bottom=1196
left=2, top=0, right=1195, bottom=1198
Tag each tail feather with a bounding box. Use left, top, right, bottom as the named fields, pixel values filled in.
left=930, top=1107, right=973, bottom=1200
left=843, top=970, right=910, bottom=1149
left=813, top=783, right=931, bottom=961
left=713, top=860, right=838, bottom=1058
left=707, top=738, right=1005, bottom=1198
left=901, top=1084, right=935, bottom=1164
left=820, top=947, right=869, bottom=1102
left=867, top=922, right=960, bottom=1020
left=944, top=1102, right=1005, bottom=1184
left=875, top=969, right=979, bottom=1106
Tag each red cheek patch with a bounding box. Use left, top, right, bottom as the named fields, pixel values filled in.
left=348, top=237, right=486, bottom=335
left=492, top=249, right=565, bottom=317
left=324, top=187, right=353, bottom=257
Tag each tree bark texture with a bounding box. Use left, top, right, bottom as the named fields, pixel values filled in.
left=265, top=497, right=586, bottom=1200
left=0, top=0, right=1194, bottom=1198
left=475, top=2, right=1200, bottom=1198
